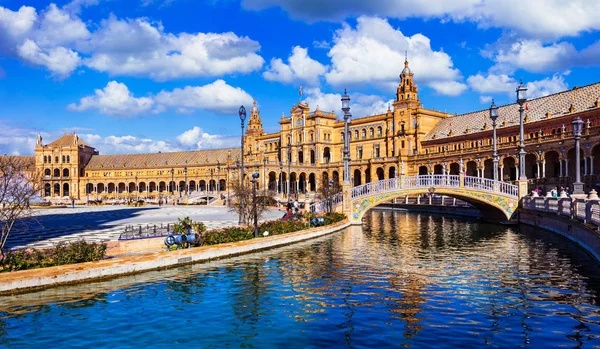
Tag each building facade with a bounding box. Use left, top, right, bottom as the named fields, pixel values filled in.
left=32, top=58, right=600, bottom=202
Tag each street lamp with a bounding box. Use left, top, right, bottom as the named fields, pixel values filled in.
left=341, top=89, right=351, bottom=184
left=170, top=168, right=174, bottom=196
left=251, top=173, right=260, bottom=238
left=226, top=162, right=231, bottom=208
left=489, top=99, right=499, bottom=182
left=572, top=117, right=585, bottom=195
left=217, top=161, right=221, bottom=192
left=516, top=80, right=528, bottom=180
left=287, top=142, right=292, bottom=199
left=183, top=167, right=188, bottom=197
left=239, top=105, right=247, bottom=224
left=279, top=160, right=283, bottom=200
left=328, top=179, right=334, bottom=215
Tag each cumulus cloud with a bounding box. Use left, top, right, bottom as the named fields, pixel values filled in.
left=0, top=4, right=264, bottom=80
left=242, top=0, right=600, bottom=39
left=81, top=15, right=264, bottom=80
left=263, top=46, right=327, bottom=86
left=176, top=126, right=239, bottom=150
left=0, top=120, right=239, bottom=156
left=467, top=73, right=516, bottom=94
left=17, top=39, right=81, bottom=78
left=68, top=80, right=253, bottom=117
left=467, top=73, right=569, bottom=99
left=155, top=79, right=253, bottom=114
left=486, top=39, right=578, bottom=74
left=303, top=88, right=393, bottom=118
left=324, top=17, right=466, bottom=96
left=67, top=81, right=154, bottom=116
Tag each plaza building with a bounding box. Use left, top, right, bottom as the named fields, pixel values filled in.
left=31, top=57, right=600, bottom=202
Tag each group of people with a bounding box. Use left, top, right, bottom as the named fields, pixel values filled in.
left=532, top=186, right=566, bottom=198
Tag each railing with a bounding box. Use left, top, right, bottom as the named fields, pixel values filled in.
left=309, top=192, right=343, bottom=214
left=523, top=195, right=600, bottom=228
left=351, top=175, right=517, bottom=199
left=119, top=223, right=175, bottom=240
left=464, top=176, right=519, bottom=197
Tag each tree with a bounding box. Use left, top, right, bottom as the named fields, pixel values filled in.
left=228, top=180, right=275, bottom=225
left=0, top=156, right=41, bottom=254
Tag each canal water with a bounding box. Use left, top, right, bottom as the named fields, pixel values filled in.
left=1, top=210, right=600, bottom=348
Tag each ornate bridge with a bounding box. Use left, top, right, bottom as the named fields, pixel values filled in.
left=310, top=174, right=522, bottom=224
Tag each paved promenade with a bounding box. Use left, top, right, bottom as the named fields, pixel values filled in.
left=7, top=206, right=284, bottom=250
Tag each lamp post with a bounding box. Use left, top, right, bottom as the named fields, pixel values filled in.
left=239, top=106, right=247, bottom=224
left=226, top=163, right=230, bottom=208
left=489, top=99, right=499, bottom=182
left=287, top=142, right=291, bottom=200
left=217, top=161, right=221, bottom=192
left=572, top=117, right=585, bottom=195
left=210, top=168, right=214, bottom=193
left=516, top=80, right=528, bottom=180
left=263, top=156, right=267, bottom=192
left=183, top=167, right=188, bottom=197
left=279, top=160, right=283, bottom=200
left=170, top=168, right=174, bottom=196
left=341, top=89, right=351, bottom=184
left=328, top=179, right=334, bottom=215
left=251, top=173, right=259, bottom=238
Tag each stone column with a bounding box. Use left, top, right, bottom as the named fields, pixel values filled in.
left=542, top=160, right=546, bottom=178
left=565, top=159, right=569, bottom=177
left=559, top=160, right=563, bottom=177
left=591, top=156, right=595, bottom=176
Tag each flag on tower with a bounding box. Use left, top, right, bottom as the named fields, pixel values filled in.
left=525, top=102, right=529, bottom=111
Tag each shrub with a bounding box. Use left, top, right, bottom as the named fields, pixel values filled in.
left=1, top=240, right=107, bottom=272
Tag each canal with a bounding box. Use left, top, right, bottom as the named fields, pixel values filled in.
left=1, top=210, right=600, bottom=348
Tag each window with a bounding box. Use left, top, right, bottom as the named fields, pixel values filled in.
left=66, top=155, right=70, bottom=163
left=354, top=130, right=359, bottom=139
left=401, top=140, right=405, bottom=148
left=62, top=155, right=65, bottom=163
left=377, top=126, right=382, bottom=137
left=341, top=132, right=344, bottom=142
left=357, top=147, right=363, bottom=159
left=374, top=145, right=380, bottom=158
left=400, top=124, right=405, bottom=133
left=43, top=156, right=47, bottom=163
left=362, top=129, right=366, bottom=139
left=55, top=156, right=59, bottom=163
left=369, top=128, right=374, bottom=138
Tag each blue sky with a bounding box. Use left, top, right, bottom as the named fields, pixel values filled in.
left=0, top=0, right=599, bottom=155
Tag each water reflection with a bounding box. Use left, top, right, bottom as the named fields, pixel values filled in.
left=1, top=210, right=600, bottom=348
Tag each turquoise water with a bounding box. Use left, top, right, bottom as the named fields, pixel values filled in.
left=1, top=210, right=600, bottom=348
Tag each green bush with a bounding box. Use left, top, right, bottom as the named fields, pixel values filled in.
left=1, top=240, right=107, bottom=272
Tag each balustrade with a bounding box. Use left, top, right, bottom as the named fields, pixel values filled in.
left=524, top=195, right=600, bottom=229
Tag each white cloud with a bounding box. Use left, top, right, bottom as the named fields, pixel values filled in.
left=68, top=80, right=253, bottom=117
left=324, top=17, right=465, bottom=96
left=176, top=126, right=239, bottom=150
left=17, top=39, right=81, bottom=78
left=0, top=4, right=264, bottom=80
left=242, top=0, right=600, bottom=39
left=33, top=4, right=90, bottom=47
left=526, top=74, right=569, bottom=98
left=0, top=120, right=239, bottom=155
left=467, top=73, right=516, bottom=94
left=155, top=79, right=253, bottom=114
left=263, top=46, right=327, bottom=86
left=67, top=81, right=154, bottom=116
left=467, top=73, right=569, bottom=100
left=303, top=87, right=393, bottom=118
left=487, top=39, right=577, bottom=74
left=479, top=95, right=492, bottom=104
left=82, top=15, right=264, bottom=81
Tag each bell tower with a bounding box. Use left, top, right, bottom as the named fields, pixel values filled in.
left=396, top=53, right=420, bottom=107
left=246, top=99, right=264, bottom=137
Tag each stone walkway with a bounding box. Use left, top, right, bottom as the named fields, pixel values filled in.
left=7, top=206, right=284, bottom=250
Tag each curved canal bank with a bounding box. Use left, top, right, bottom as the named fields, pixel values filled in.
left=0, top=220, right=350, bottom=295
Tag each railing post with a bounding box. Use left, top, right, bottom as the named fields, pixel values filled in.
left=398, top=174, right=404, bottom=189
left=585, top=200, right=592, bottom=224
left=517, top=179, right=528, bottom=199
left=459, top=173, right=465, bottom=188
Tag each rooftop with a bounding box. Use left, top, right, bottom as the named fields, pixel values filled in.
left=424, top=82, right=600, bottom=142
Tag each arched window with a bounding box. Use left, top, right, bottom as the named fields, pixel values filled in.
left=377, top=126, right=382, bottom=137
left=354, top=130, right=359, bottom=139
left=341, top=132, right=345, bottom=142
left=55, top=156, right=59, bottom=163
left=66, top=155, right=70, bottom=163
left=369, top=128, right=374, bottom=138
left=44, top=168, right=51, bottom=176
left=53, top=168, right=60, bottom=177
left=63, top=168, right=69, bottom=177
left=43, top=156, right=47, bottom=163
left=362, top=129, right=366, bottom=139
